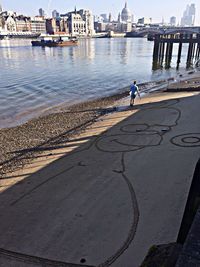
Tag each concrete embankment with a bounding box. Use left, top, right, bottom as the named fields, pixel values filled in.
left=141, top=158, right=200, bottom=267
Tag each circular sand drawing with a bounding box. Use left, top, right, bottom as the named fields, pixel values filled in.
left=171, top=133, right=200, bottom=147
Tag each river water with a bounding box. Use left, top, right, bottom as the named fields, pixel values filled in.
left=0, top=38, right=195, bottom=128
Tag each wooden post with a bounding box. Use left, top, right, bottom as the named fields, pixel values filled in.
left=158, top=42, right=162, bottom=58
left=196, top=44, right=200, bottom=60
left=192, top=43, right=196, bottom=58
left=187, top=34, right=194, bottom=66
left=177, top=34, right=183, bottom=65
left=165, top=42, right=170, bottom=68
left=152, top=35, right=161, bottom=70
left=165, top=42, right=170, bottom=61
left=153, top=35, right=160, bottom=60
left=195, top=34, right=200, bottom=60
left=168, top=43, right=173, bottom=62
left=159, top=42, right=165, bottom=63
left=187, top=43, right=193, bottom=63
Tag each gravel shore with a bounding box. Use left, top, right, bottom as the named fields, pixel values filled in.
left=0, top=91, right=128, bottom=176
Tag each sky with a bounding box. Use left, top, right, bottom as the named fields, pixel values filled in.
left=1, top=0, right=200, bottom=25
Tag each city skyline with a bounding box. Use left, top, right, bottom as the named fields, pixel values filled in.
left=1, top=0, right=200, bottom=25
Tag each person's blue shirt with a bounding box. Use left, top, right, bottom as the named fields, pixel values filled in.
left=130, top=84, right=138, bottom=95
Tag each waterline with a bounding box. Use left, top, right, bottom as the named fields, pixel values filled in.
left=0, top=38, right=195, bottom=128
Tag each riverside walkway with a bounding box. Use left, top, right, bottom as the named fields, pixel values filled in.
left=0, top=91, right=200, bottom=267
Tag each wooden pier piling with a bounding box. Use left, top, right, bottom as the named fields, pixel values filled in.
left=153, top=30, right=200, bottom=69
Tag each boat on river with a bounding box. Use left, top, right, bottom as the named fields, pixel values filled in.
left=31, top=36, right=78, bottom=47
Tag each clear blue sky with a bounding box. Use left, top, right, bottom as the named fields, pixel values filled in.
left=1, top=0, right=200, bottom=25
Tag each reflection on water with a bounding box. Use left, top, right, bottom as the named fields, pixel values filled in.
left=0, top=38, right=194, bottom=128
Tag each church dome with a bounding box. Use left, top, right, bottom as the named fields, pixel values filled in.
left=121, top=2, right=132, bottom=22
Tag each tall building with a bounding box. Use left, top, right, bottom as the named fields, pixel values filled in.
left=121, top=2, right=132, bottom=22
left=181, top=4, right=196, bottom=26
left=39, top=8, right=45, bottom=17
left=170, top=16, right=176, bottom=26
left=52, top=10, right=59, bottom=19
left=81, top=9, right=95, bottom=36
left=100, top=14, right=108, bottom=22
left=67, top=8, right=95, bottom=36
left=108, top=13, right=112, bottom=23
left=68, top=13, right=85, bottom=36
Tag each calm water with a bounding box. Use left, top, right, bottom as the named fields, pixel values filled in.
left=0, top=38, right=194, bottom=128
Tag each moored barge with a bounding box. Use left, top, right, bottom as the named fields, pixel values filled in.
left=31, top=36, right=78, bottom=47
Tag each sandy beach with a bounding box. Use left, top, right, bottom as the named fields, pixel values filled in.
left=0, top=91, right=131, bottom=176
left=0, top=74, right=200, bottom=177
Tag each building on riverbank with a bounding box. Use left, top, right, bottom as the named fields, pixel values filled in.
left=0, top=4, right=95, bottom=37
left=15, top=15, right=31, bottom=32
left=0, top=11, right=46, bottom=33
left=30, top=16, right=46, bottom=33
left=60, top=8, right=95, bottom=36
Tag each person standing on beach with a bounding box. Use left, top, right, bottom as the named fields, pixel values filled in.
left=130, top=80, right=140, bottom=107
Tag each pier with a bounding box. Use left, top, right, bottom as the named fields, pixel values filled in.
left=152, top=28, right=200, bottom=69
